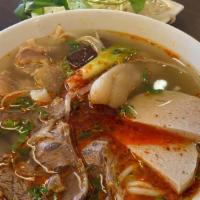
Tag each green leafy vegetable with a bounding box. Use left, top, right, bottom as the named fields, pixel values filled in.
left=142, top=69, right=163, bottom=94
left=15, top=0, right=68, bottom=19
left=119, top=104, right=137, bottom=118
left=28, top=186, right=48, bottom=200
left=129, top=0, right=146, bottom=13
left=67, top=0, right=90, bottom=9
left=14, top=2, right=27, bottom=20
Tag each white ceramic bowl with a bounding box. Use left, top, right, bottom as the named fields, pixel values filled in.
left=0, top=9, right=200, bottom=71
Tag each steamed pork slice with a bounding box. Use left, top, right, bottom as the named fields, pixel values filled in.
left=128, top=143, right=198, bottom=194
left=128, top=91, right=200, bottom=140
left=90, top=63, right=140, bottom=108
left=0, top=162, right=31, bottom=200
left=15, top=40, right=50, bottom=75
left=82, top=140, right=123, bottom=199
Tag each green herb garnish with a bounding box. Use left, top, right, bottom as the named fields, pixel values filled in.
left=1, top=118, right=33, bottom=151
left=1, top=119, right=20, bottom=130
left=28, top=186, right=48, bottom=200
left=12, top=119, right=33, bottom=151
left=66, top=40, right=81, bottom=52
left=60, top=58, right=75, bottom=78
left=9, top=96, right=35, bottom=110
left=119, top=104, right=137, bottom=118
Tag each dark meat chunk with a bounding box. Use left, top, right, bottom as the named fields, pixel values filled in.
left=67, top=45, right=97, bottom=68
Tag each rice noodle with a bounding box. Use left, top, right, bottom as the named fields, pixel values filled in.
left=14, top=170, right=35, bottom=181
left=118, top=165, right=136, bottom=182
left=126, top=181, right=154, bottom=189
left=127, top=186, right=163, bottom=196
left=76, top=36, right=105, bottom=54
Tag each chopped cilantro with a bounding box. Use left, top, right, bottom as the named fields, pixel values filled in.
left=66, top=40, right=81, bottom=52
left=9, top=96, right=35, bottom=109
left=60, top=58, right=75, bottom=78
left=142, top=69, right=163, bottom=94
left=28, top=186, right=48, bottom=200
left=119, top=104, right=137, bottom=118
left=0, top=118, right=33, bottom=151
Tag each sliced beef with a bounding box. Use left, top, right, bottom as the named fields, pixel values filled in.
left=82, top=140, right=123, bottom=199
left=33, top=65, right=65, bottom=94
left=15, top=40, right=50, bottom=75
left=0, top=161, right=31, bottom=200
left=28, top=121, right=88, bottom=199
left=28, top=121, right=77, bottom=172
left=0, top=71, right=17, bottom=96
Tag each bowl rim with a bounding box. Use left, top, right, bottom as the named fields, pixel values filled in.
left=0, top=9, right=200, bottom=70
left=1, top=9, right=199, bottom=45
